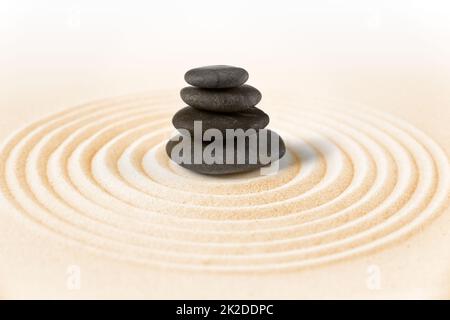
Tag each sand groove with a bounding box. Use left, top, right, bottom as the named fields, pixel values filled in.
left=0, top=94, right=448, bottom=272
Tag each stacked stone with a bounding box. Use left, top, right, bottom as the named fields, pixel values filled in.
left=166, top=65, right=286, bottom=175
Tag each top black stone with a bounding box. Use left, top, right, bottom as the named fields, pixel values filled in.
left=184, top=65, right=249, bottom=88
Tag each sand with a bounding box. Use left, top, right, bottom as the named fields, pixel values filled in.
left=0, top=88, right=449, bottom=299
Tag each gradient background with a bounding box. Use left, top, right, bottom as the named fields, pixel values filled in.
left=1, top=0, right=450, bottom=106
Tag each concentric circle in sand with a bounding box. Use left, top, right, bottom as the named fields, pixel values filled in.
left=0, top=93, right=448, bottom=272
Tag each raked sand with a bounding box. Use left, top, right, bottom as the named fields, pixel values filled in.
left=0, top=91, right=449, bottom=299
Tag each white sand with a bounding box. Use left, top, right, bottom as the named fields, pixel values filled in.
left=0, top=86, right=448, bottom=299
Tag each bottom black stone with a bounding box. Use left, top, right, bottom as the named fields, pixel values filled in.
left=165, top=129, right=286, bottom=175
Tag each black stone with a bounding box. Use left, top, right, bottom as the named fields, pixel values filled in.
left=165, top=129, right=286, bottom=175
left=184, top=65, right=249, bottom=89
left=180, top=85, right=262, bottom=112
left=172, top=106, right=269, bottom=135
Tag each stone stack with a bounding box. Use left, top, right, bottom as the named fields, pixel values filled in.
left=166, top=65, right=285, bottom=175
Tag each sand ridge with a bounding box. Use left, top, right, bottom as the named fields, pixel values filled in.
left=0, top=93, right=448, bottom=273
